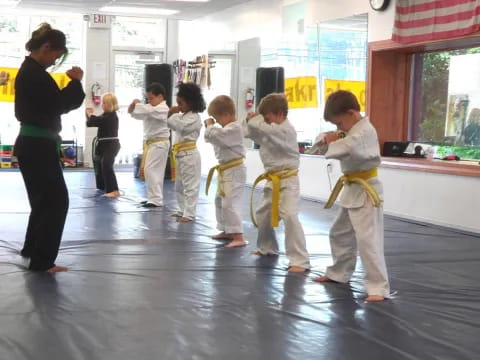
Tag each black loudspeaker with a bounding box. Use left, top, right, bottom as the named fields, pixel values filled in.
left=255, top=67, right=285, bottom=108
left=383, top=141, right=408, bottom=157
left=253, top=67, right=285, bottom=149
left=144, top=64, right=174, bottom=107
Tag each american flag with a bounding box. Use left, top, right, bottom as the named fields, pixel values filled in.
left=392, top=0, right=480, bottom=43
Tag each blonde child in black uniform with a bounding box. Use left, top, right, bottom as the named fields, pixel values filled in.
left=86, top=93, right=121, bottom=198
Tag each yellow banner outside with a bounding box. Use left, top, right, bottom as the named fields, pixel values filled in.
left=285, top=76, right=318, bottom=109
left=0, top=67, right=71, bottom=103
left=324, top=79, right=366, bottom=112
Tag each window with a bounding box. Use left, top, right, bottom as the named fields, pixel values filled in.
left=0, top=14, right=84, bottom=147
left=411, top=49, right=480, bottom=160
left=110, top=16, right=167, bottom=164
left=112, top=16, right=165, bottom=49
left=0, top=15, right=29, bottom=144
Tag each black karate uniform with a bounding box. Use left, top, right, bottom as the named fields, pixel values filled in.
left=87, top=112, right=120, bottom=193
left=14, top=56, right=85, bottom=271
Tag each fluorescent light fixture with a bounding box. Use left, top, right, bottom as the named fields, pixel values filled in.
left=99, top=6, right=179, bottom=16
left=0, top=0, right=20, bottom=8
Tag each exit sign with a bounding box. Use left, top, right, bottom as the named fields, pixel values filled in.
left=88, top=14, right=111, bottom=29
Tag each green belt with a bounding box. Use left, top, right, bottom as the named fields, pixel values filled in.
left=19, top=123, right=62, bottom=154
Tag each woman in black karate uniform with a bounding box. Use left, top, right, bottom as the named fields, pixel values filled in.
left=14, top=23, right=85, bottom=272
left=86, top=93, right=121, bottom=198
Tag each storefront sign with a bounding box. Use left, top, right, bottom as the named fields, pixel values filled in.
left=285, top=76, right=318, bottom=109
left=324, top=79, right=366, bottom=112
left=0, top=67, right=70, bottom=103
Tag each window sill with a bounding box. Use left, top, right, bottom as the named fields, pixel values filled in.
left=381, top=157, right=480, bottom=178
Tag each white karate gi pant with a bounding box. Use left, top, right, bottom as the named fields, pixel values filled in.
left=255, top=176, right=310, bottom=269
left=326, top=198, right=390, bottom=297
left=215, top=165, right=246, bottom=234
left=175, top=149, right=201, bottom=219
left=144, top=141, right=169, bottom=206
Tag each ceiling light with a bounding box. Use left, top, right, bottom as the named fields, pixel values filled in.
left=99, top=6, right=179, bottom=16
left=0, top=0, right=20, bottom=8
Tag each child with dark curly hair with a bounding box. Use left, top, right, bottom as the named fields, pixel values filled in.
left=167, top=83, right=206, bottom=222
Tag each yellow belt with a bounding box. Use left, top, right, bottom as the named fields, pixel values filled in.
left=139, top=137, right=169, bottom=180
left=324, top=168, right=381, bottom=209
left=250, top=168, right=298, bottom=228
left=206, top=158, right=244, bottom=197
left=169, top=141, right=197, bottom=181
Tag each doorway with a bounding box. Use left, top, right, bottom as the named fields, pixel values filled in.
left=112, top=50, right=163, bottom=165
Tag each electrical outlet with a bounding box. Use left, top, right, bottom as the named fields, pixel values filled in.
left=326, top=162, right=333, bottom=173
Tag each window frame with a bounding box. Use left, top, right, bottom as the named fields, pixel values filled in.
left=368, top=34, right=480, bottom=177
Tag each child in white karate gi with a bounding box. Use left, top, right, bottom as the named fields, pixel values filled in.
left=313, top=90, right=390, bottom=302
left=204, top=95, right=247, bottom=248
left=168, top=83, right=205, bottom=222
left=245, top=93, right=310, bottom=273
left=128, top=82, right=170, bottom=208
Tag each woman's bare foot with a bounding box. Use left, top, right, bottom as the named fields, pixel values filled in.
left=365, top=295, right=385, bottom=302
left=288, top=266, right=308, bottom=273
left=104, top=191, right=120, bottom=198
left=46, top=266, right=68, bottom=273
left=177, top=217, right=192, bottom=223
left=211, top=232, right=233, bottom=240
left=313, top=275, right=331, bottom=283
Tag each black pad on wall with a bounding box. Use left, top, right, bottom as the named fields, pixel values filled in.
left=144, top=64, right=174, bottom=107
left=255, top=67, right=285, bottom=108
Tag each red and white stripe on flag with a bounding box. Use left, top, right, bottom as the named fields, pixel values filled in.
left=392, top=0, right=480, bottom=44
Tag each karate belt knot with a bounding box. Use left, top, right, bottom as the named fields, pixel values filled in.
left=324, top=168, right=381, bottom=209
left=205, top=157, right=244, bottom=197
left=250, top=168, right=299, bottom=228
left=169, top=141, right=197, bottom=181
left=139, top=137, right=169, bottom=180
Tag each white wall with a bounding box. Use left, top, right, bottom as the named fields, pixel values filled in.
left=83, top=20, right=112, bottom=167
left=242, top=150, right=480, bottom=234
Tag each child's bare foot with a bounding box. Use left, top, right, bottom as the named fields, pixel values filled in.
left=46, top=266, right=68, bottom=273
left=104, top=191, right=120, bottom=198
left=225, top=239, right=247, bottom=248
left=313, top=275, right=332, bottom=283
left=365, top=295, right=385, bottom=302
left=211, top=232, right=233, bottom=240
left=251, top=250, right=278, bottom=256
left=177, top=217, right=192, bottom=223
left=288, top=266, right=308, bottom=273
left=225, top=234, right=247, bottom=248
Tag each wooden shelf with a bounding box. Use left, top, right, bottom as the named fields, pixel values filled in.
left=381, top=157, right=480, bottom=177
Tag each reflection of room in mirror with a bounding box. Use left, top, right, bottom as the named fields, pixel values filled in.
left=261, top=13, right=368, bottom=153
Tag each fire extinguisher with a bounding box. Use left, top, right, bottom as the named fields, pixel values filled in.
left=245, top=88, right=255, bottom=109
left=91, top=82, right=102, bottom=106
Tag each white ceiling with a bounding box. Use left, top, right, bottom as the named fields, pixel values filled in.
left=7, top=0, right=251, bottom=20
